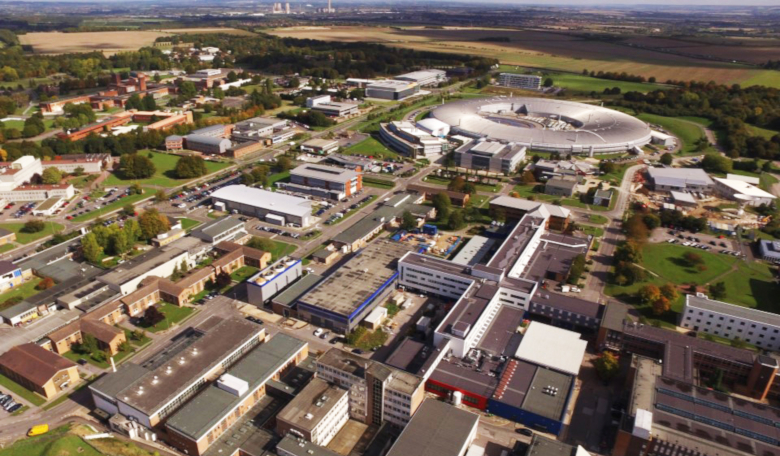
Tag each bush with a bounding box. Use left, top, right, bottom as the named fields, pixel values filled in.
left=36, top=277, right=55, bottom=290
left=21, top=219, right=45, bottom=233
left=142, top=306, right=165, bottom=327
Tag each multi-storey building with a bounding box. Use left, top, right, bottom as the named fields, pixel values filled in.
left=680, top=294, right=780, bottom=351
left=315, top=348, right=425, bottom=427
left=283, top=164, right=362, bottom=200
left=454, top=140, right=526, bottom=174
left=275, top=378, right=349, bottom=446
left=497, top=73, right=542, bottom=90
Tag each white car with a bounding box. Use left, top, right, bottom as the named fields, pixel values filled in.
left=313, top=328, right=323, bottom=337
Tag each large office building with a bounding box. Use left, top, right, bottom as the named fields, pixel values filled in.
left=646, top=167, right=714, bottom=192
left=497, top=73, right=542, bottom=90
left=283, top=164, right=362, bottom=200
left=0, top=156, right=76, bottom=202
left=366, top=80, right=420, bottom=101
left=394, top=69, right=447, bottom=87
left=89, top=317, right=264, bottom=429
left=379, top=121, right=448, bottom=158
left=316, top=348, right=425, bottom=426
left=454, top=139, right=526, bottom=174
left=680, top=293, right=780, bottom=351
left=211, top=185, right=313, bottom=227
left=246, top=257, right=303, bottom=306
left=296, top=239, right=415, bottom=333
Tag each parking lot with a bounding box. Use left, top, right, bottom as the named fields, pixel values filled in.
left=654, top=229, right=745, bottom=258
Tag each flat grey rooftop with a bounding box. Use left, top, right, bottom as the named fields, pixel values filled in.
left=276, top=378, right=347, bottom=432
left=298, top=240, right=414, bottom=317
left=118, top=317, right=261, bottom=416
left=386, top=399, right=479, bottom=456
left=166, top=333, right=307, bottom=441
left=190, top=216, right=244, bottom=239
left=211, top=185, right=311, bottom=218
left=272, top=274, right=323, bottom=308
left=89, top=364, right=149, bottom=400
left=291, top=164, right=360, bottom=183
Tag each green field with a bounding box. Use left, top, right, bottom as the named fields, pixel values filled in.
left=512, top=184, right=588, bottom=209
left=231, top=266, right=259, bottom=282
left=343, top=136, right=400, bottom=160
left=0, top=373, right=46, bottom=406
left=363, top=176, right=396, bottom=189
left=0, top=278, right=44, bottom=312
left=498, top=66, right=670, bottom=94
left=178, top=217, right=202, bottom=232
left=70, top=188, right=154, bottom=223
left=104, top=151, right=231, bottom=188
left=605, top=243, right=780, bottom=325
left=636, top=113, right=713, bottom=155
left=424, top=175, right=502, bottom=193
left=0, top=222, right=65, bottom=244
left=268, top=239, right=297, bottom=261
left=139, top=303, right=195, bottom=333
left=747, top=124, right=780, bottom=140
left=0, top=430, right=103, bottom=456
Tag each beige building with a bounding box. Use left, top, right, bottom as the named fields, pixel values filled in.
left=276, top=378, right=349, bottom=446
left=0, top=343, right=80, bottom=399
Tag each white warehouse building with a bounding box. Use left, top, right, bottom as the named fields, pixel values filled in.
left=211, top=185, right=313, bottom=227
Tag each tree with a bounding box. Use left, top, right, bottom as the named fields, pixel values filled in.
left=73, top=166, right=85, bottom=177
left=593, top=352, right=619, bottom=381
left=400, top=210, right=417, bottom=231
left=642, top=214, right=661, bottom=230
left=701, top=154, right=733, bottom=174
left=41, top=167, right=62, bottom=184
left=81, top=232, right=103, bottom=263
left=730, top=337, right=747, bottom=349
left=520, top=170, right=536, bottom=185
left=600, top=161, right=616, bottom=174
left=142, top=306, right=165, bottom=327
left=660, top=153, right=673, bottom=165
left=624, top=214, right=649, bottom=242
left=638, top=284, right=662, bottom=305
left=119, top=153, right=156, bottom=180
left=276, top=156, right=292, bottom=172
left=652, top=296, right=671, bottom=315
left=142, top=94, right=157, bottom=111
left=36, top=277, right=55, bottom=290
left=683, top=251, right=704, bottom=266
left=660, top=283, right=679, bottom=301
left=22, top=219, right=45, bottom=233
left=109, top=230, right=131, bottom=256
left=155, top=189, right=167, bottom=202
left=543, top=77, right=554, bottom=88
left=615, top=241, right=642, bottom=264
left=448, top=176, right=466, bottom=192
left=216, top=271, right=232, bottom=288
left=247, top=236, right=275, bottom=253
left=448, top=210, right=466, bottom=230
left=175, top=155, right=208, bottom=179
left=123, top=204, right=135, bottom=217
left=138, top=208, right=170, bottom=239
left=123, top=219, right=142, bottom=244
left=710, top=281, right=727, bottom=299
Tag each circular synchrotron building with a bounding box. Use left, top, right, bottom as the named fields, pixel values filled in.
left=431, top=96, right=652, bottom=154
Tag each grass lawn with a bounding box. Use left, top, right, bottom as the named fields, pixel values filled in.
left=71, top=188, right=154, bottom=223
left=605, top=242, right=779, bottom=326
left=362, top=176, right=396, bottom=189
left=589, top=214, right=609, bottom=224
left=231, top=266, right=259, bottom=282
left=343, top=136, right=400, bottom=160
left=636, top=113, right=713, bottom=155
left=178, top=217, right=202, bottom=232
left=268, top=171, right=291, bottom=187
left=759, top=172, right=779, bottom=192
left=0, top=222, right=64, bottom=244
left=62, top=342, right=136, bottom=369
left=103, top=151, right=230, bottom=188
left=123, top=329, right=152, bottom=347
left=579, top=225, right=604, bottom=238
left=747, top=124, right=779, bottom=140
left=424, top=175, right=501, bottom=193
left=138, top=303, right=195, bottom=333
left=497, top=65, right=670, bottom=94
left=266, top=239, right=297, bottom=261
left=0, top=279, right=43, bottom=311
left=0, top=373, right=46, bottom=406
left=0, top=243, right=16, bottom=254
left=511, top=184, right=588, bottom=209
left=0, top=429, right=104, bottom=456
left=598, top=163, right=631, bottom=185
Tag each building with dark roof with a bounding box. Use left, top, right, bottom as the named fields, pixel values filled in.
left=386, top=399, right=479, bottom=456
left=0, top=343, right=79, bottom=399
left=165, top=333, right=308, bottom=456
left=90, top=317, right=264, bottom=428
left=524, top=434, right=584, bottom=456
left=544, top=178, right=578, bottom=197
left=184, top=135, right=232, bottom=154
left=759, top=239, right=780, bottom=264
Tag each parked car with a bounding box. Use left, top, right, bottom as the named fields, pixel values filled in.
left=516, top=428, right=534, bottom=436
left=313, top=328, right=324, bottom=337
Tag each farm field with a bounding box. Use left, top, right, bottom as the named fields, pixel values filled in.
left=269, top=26, right=780, bottom=87
left=18, top=27, right=253, bottom=55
